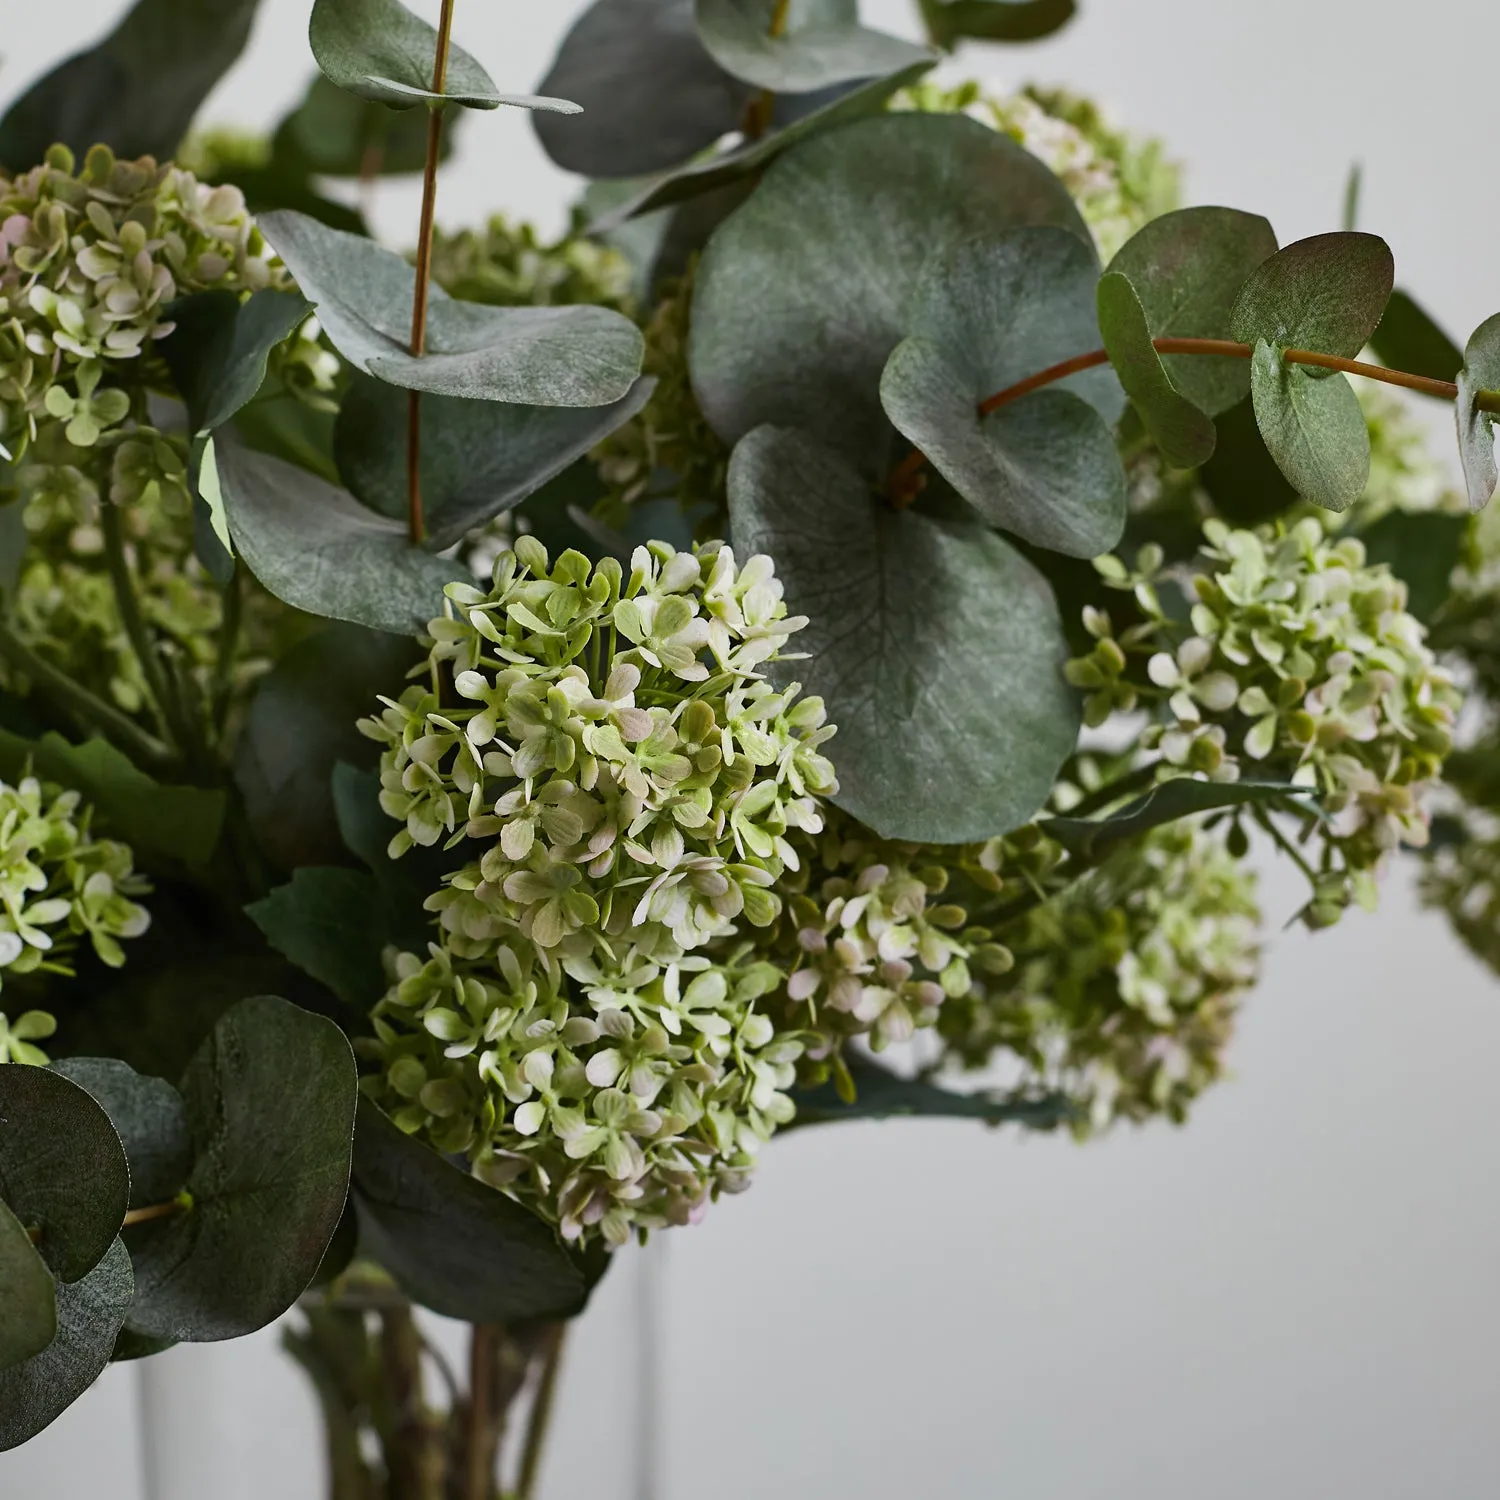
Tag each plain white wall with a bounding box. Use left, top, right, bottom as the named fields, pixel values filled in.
left=2, top=2, right=1499, bottom=1497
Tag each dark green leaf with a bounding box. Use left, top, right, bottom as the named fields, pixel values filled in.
left=0, top=500, right=27, bottom=599
left=1097, top=272, right=1217, bottom=468
left=729, top=426, right=1077, bottom=842
left=51, top=1059, right=191, bottom=1211
left=1107, top=205, right=1278, bottom=416
left=1368, top=289, right=1463, bottom=385
left=110, top=1328, right=176, bottom=1362
left=234, top=623, right=419, bottom=872
left=258, top=212, right=644, bottom=407
left=0, top=1237, right=132, bottom=1452
left=0, top=728, right=225, bottom=867
left=790, top=1056, right=1073, bottom=1127
left=334, top=373, right=656, bottom=552
left=918, top=0, right=1076, bottom=48
left=1456, top=312, right=1500, bottom=511
left=690, top=113, right=1089, bottom=468
left=247, top=868, right=388, bottom=1011
left=1355, top=510, right=1467, bottom=625
left=881, top=227, right=1125, bottom=555
left=1045, top=778, right=1313, bottom=860
left=162, top=290, right=310, bottom=437
left=233, top=384, right=342, bottom=486
left=0, top=0, right=259, bottom=166
left=1229, top=231, right=1394, bottom=359
left=1199, top=396, right=1299, bottom=526
left=1249, top=339, right=1370, bottom=512
left=126, top=996, right=357, bottom=1342
left=214, top=440, right=462, bottom=636
left=352, top=1099, right=585, bottom=1322
left=0, top=1065, right=129, bottom=1283
left=275, top=74, right=458, bottom=177
left=0, top=1200, right=55, bottom=1372
left=309, top=0, right=578, bottom=113
left=693, top=0, right=929, bottom=93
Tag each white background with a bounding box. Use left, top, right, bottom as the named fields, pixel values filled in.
left=2, top=2, right=1499, bottom=1497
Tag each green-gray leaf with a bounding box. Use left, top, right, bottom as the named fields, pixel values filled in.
left=309, top=0, right=579, bottom=113
left=1368, top=289, right=1463, bottom=385
left=352, top=1099, right=586, bottom=1322
left=0, top=1237, right=132, bottom=1452
left=1249, top=339, right=1370, bottom=512
left=1456, top=312, right=1500, bottom=512
left=1355, top=510, right=1467, bottom=624
left=125, top=996, right=357, bottom=1343
left=215, top=440, right=462, bottom=636
left=693, top=0, right=930, bottom=94
left=247, top=868, right=388, bottom=1012
left=729, top=426, right=1077, bottom=842
left=0, top=1200, right=55, bottom=1373
left=918, top=0, right=1075, bottom=48
left=790, top=1056, right=1073, bottom=1127
left=334, top=373, right=656, bottom=552
left=880, top=228, right=1125, bottom=555
left=690, top=113, right=1090, bottom=468
left=1097, top=272, right=1216, bottom=468
left=1045, top=778, right=1312, bottom=861
left=1106, top=205, right=1277, bottom=416
left=258, top=211, right=644, bottom=407
left=1230, top=231, right=1394, bottom=359
left=0, top=0, right=259, bottom=166
left=51, top=1059, right=191, bottom=1211
left=0, top=1065, right=129, bottom=1284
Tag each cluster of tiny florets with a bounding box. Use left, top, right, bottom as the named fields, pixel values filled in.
left=360, top=538, right=840, bottom=1244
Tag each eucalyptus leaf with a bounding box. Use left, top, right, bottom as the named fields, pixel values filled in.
left=1045, top=778, right=1313, bottom=861
left=729, top=426, right=1078, bottom=842
left=1368, top=289, right=1463, bottom=385
left=1249, top=339, right=1370, bottom=512
left=918, top=0, right=1076, bottom=48
left=880, top=228, right=1126, bottom=555
left=694, top=0, right=929, bottom=94
left=310, top=0, right=578, bottom=113
left=215, top=440, right=462, bottom=636
left=126, top=996, right=357, bottom=1343
left=0, top=0, right=259, bottom=166
left=334, top=373, right=656, bottom=551
left=1096, top=273, right=1217, bottom=468
left=1106, top=205, right=1278, bottom=416
left=0, top=1200, right=55, bottom=1373
left=258, top=212, right=644, bottom=407
left=0, top=1237, right=132, bottom=1453
left=275, top=73, right=460, bottom=177
left=790, top=1056, right=1073, bottom=1127
left=247, top=868, right=389, bottom=1012
left=162, top=290, right=311, bottom=437
left=1230, top=231, right=1394, bottom=359
left=51, top=1059, right=192, bottom=1211
left=691, top=113, right=1090, bottom=469
left=352, top=1099, right=586, bottom=1322
left=0, top=1065, right=129, bottom=1283
left=1455, top=313, right=1500, bottom=512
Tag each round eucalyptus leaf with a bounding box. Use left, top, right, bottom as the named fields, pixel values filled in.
left=0, top=1199, right=55, bottom=1372
left=1096, top=272, right=1217, bottom=469
left=1106, top=205, right=1277, bottom=415
left=258, top=211, right=644, bottom=408
left=0, top=1065, right=129, bottom=1284
left=352, top=1099, right=587, bottom=1322
left=1249, top=339, right=1369, bottom=512
left=125, top=996, right=358, bottom=1343
left=1456, top=312, right=1500, bottom=511
left=918, top=0, right=1076, bottom=48
left=51, top=1059, right=191, bottom=1211
left=728, top=425, right=1078, bottom=842
left=335, top=372, right=656, bottom=552
left=1230, top=231, right=1394, bottom=360
left=0, top=1237, right=132, bottom=1452
left=690, top=114, right=1090, bottom=469
left=534, top=0, right=753, bottom=178
left=693, top=0, right=930, bottom=94
left=214, top=440, right=463, bottom=636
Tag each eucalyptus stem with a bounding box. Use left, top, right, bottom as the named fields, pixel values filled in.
left=99, top=501, right=183, bottom=747
left=0, top=620, right=174, bottom=768
left=464, top=1323, right=502, bottom=1500
left=515, top=1324, right=567, bottom=1500
left=742, top=0, right=792, bottom=139
left=406, top=0, right=458, bottom=546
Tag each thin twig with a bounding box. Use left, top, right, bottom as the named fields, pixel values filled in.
left=516, top=1324, right=567, bottom=1500
left=465, top=1323, right=502, bottom=1500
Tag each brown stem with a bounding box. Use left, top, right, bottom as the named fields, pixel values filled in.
left=741, top=2, right=793, bottom=142
left=464, top=1324, right=503, bottom=1500
left=515, top=1325, right=567, bottom=1500
left=122, top=1200, right=184, bottom=1230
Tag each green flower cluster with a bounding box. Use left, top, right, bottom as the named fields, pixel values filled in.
left=1069, top=519, right=1460, bottom=922
left=892, top=81, right=1180, bottom=260
left=427, top=213, right=634, bottom=312
left=0, top=1007, right=56, bottom=1065
left=938, top=821, right=1259, bottom=1132
left=361, top=537, right=839, bottom=1245
left=0, top=143, right=282, bottom=459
